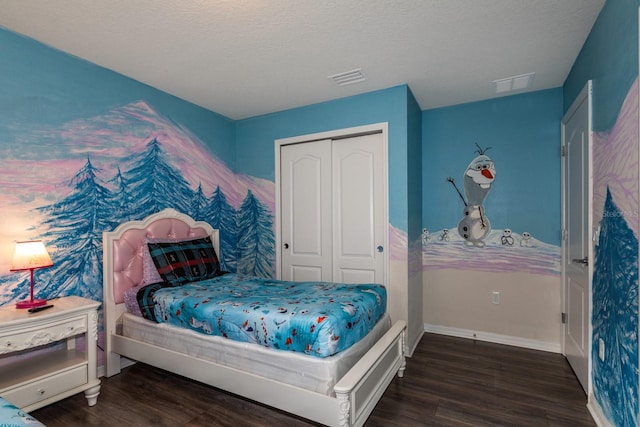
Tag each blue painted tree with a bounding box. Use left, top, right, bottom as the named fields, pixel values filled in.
left=188, top=183, right=209, bottom=221
left=107, top=165, right=136, bottom=224
left=123, top=138, right=194, bottom=218
left=205, top=185, right=238, bottom=272
left=592, top=188, right=639, bottom=427
left=236, top=189, right=274, bottom=278
left=35, top=158, right=116, bottom=301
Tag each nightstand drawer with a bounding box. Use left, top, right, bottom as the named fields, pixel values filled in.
left=2, top=365, right=87, bottom=408
left=1, top=316, right=87, bottom=354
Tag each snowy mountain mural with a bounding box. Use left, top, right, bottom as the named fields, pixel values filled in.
left=590, top=78, right=639, bottom=427
left=592, top=189, right=639, bottom=427
left=0, top=101, right=275, bottom=306
left=593, top=79, right=639, bottom=238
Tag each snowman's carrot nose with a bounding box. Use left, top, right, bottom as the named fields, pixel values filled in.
left=481, top=169, right=493, bottom=179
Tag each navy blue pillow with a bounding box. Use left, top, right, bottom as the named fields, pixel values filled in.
left=147, top=236, right=220, bottom=286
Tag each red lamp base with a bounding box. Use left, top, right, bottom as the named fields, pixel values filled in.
left=16, top=299, right=48, bottom=309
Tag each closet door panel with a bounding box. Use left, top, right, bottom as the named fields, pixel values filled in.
left=332, top=133, right=385, bottom=284
left=280, top=140, right=332, bottom=281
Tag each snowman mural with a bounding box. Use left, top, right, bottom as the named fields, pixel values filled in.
left=447, top=144, right=496, bottom=247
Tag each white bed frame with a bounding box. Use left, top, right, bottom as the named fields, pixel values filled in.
left=103, top=208, right=406, bottom=427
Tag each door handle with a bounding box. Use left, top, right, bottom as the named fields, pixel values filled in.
left=284, top=243, right=289, bottom=249
left=377, top=245, right=383, bottom=253
left=572, top=257, right=588, bottom=265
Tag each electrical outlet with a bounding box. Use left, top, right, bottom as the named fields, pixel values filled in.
left=492, top=291, right=500, bottom=305
left=599, top=338, right=605, bottom=361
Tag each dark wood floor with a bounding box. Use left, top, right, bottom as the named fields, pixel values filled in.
left=32, top=333, right=595, bottom=426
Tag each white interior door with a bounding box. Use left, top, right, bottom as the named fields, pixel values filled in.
left=280, top=140, right=332, bottom=282
left=562, top=81, right=592, bottom=394
left=279, top=131, right=386, bottom=285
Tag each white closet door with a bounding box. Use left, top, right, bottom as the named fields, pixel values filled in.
left=280, top=132, right=385, bottom=284
left=280, top=140, right=332, bottom=281
left=332, top=133, right=385, bottom=284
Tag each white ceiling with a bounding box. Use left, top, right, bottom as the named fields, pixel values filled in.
left=0, top=0, right=605, bottom=120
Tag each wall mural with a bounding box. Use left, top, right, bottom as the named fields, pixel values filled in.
left=447, top=143, right=496, bottom=248
left=592, top=188, right=638, bottom=427
left=423, top=144, right=560, bottom=276
left=0, top=101, right=276, bottom=307
left=591, top=78, right=639, bottom=427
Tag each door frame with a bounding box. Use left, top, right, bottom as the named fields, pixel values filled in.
left=561, top=80, right=593, bottom=396
left=274, top=122, right=389, bottom=286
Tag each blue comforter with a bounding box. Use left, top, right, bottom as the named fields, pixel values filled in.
left=0, top=397, right=45, bottom=426
left=137, top=273, right=386, bottom=357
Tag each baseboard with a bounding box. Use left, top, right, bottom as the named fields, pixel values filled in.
left=424, top=323, right=561, bottom=353
left=587, top=394, right=614, bottom=427
left=406, top=329, right=424, bottom=357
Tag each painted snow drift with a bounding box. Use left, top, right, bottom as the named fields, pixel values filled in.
left=422, top=227, right=560, bottom=276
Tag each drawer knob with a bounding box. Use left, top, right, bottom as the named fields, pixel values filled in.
left=5, top=341, right=11, bottom=347
left=38, top=389, right=46, bottom=395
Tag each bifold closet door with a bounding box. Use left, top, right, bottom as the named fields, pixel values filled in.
left=280, top=133, right=384, bottom=284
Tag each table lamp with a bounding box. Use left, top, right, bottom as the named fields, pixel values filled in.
left=10, top=240, right=53, bottom=309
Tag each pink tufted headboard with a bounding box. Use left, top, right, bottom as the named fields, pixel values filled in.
left=103, top=208, right=219, bottom=304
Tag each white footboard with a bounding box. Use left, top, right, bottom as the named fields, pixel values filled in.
left=334, top=320, right=406, bottom=427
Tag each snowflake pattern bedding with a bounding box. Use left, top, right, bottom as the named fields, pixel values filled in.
left=135, top=273, right=387, bottom=357
left=0, top=397, right=45, bottom=427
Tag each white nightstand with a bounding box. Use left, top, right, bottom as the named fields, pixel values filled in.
left=0, top=296, right=101, bottom=412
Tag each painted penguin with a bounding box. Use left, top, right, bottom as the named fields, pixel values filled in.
left=448, top=144, right=496, bottom=247
left=520, top=231, right=532, bottom=247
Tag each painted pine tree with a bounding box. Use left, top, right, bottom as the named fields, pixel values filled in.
left=35, top=158, right=116, bottom=301
left=107, top=165, right=136, bottom=224
left=123, top=138, right=194, bottom=218
left=236, top=189, right=275, bottom=278
left=205, top=185, right=238, bottom=272
left=188, top=183, right=209, bottom=221
left=592, top=188, right=639, bottom=427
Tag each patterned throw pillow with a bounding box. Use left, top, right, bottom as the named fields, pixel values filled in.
left=140, top=237, right=183, bottom=286
left=147, top=236, right=221, bottom=286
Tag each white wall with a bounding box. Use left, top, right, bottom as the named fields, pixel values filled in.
left=423, top=269, right=562, bottom=352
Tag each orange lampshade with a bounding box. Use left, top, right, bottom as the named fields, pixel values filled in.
left=10, top=240, right=53, bottom=271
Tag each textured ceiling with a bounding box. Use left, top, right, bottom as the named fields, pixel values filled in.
left=0, top=0, right=605, bottom=120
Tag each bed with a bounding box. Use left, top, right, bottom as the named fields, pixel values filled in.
left=103, top=208, right=406, bottom=427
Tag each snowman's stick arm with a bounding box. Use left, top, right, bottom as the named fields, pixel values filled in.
left=479, top=206, right=487, bottom=229
left=446, top=177, right=467, bottom=206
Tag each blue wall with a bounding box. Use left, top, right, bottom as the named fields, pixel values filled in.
left=422, top=89, right=563, bottom=246
left=563, top=0, right=639, bottom=132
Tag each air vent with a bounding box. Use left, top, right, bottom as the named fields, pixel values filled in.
left=492, top=72, right=535, bottom=94
left=328, top=68, right=366, bottom=86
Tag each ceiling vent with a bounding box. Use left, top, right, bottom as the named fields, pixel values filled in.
left=328, top=68, right=366, bottom=86
left=493, top=72, right=535, bottom=94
